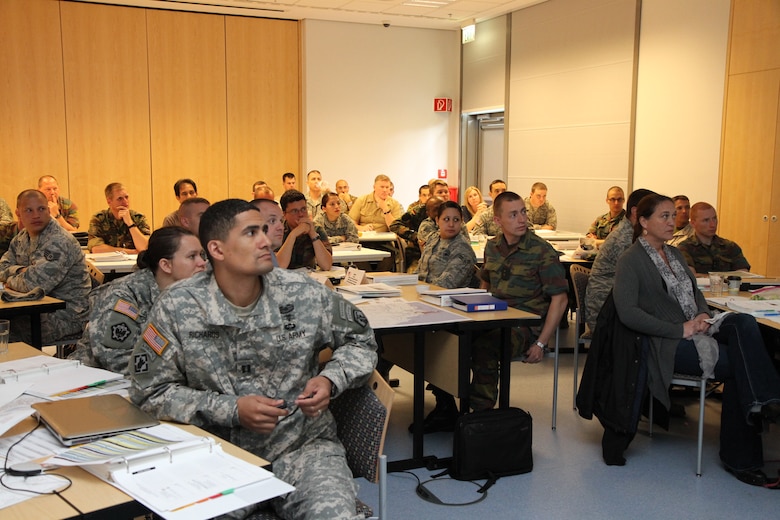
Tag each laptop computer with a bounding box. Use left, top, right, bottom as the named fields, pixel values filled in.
left=32, top=394, right=160, bottom=446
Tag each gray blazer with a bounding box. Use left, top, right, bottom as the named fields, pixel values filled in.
left=613, top=241, right=710, bottom=409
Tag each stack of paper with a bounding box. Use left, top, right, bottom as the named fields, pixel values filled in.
left=725, top=298, right=780, bottom=317
left=367, top=272, right=419, bottom=285
left=418, top=287, right=487, bottom=307
left=337, top=283, right=402, bottom=298
left=0, top=356, right=126, bottom=400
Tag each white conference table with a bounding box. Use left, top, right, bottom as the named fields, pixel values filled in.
left=357, top=231, right=397, bottom=242
left=331, top=245, right=390, bottom=263
left=86, top=249, right=390, bottom=272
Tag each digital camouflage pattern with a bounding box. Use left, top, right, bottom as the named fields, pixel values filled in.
left=471, top=232, right=567, bottom=410
left=524, top=198, right=557, bottom=230
left=584, top=217, right=633, bottom=332
left=0, top=222, right=19, bottom=257
left=0, top=220, right=90, bottom=343
left=280, top=221, right=332, bottom=270
left=677, top=234, right=750, bottom=274
left=87, top=208, right=150, bottom=251
left=313, top=213, right=359, bottom=243
left=472, top=207, right=501, bottom=237
left=69, top=268, right=159, bottom=374
left=417, top=233, right=476, bottom=289
left=130, top=268, right=377, bottom=519
left=587, top=209, right=625, bottom=239
left=0, top=198, right=12, bottom=224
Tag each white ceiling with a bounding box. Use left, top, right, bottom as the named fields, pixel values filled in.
left=85, top=0, right=547, bottom=30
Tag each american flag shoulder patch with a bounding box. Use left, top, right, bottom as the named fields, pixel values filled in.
left=113, top=299, right=139, bottom=320
left=143, top=324, right=169, bottom=356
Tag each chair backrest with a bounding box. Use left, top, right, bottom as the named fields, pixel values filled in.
left=85, top=259, right=105, bottom=287
left=330, top=370, right=394, bottom=483
left=570, top=264, right=591, bottom=325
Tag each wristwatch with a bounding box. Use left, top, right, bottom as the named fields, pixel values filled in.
left=128, top=223, right=137, bottom=229
left=535, top=340, right=546, bottom=351
left=310, top=235, right=322, bottom=243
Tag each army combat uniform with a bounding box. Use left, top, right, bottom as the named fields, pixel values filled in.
left=471, top=231, right=567, bottom=410
left=70, top=268, right=159, bottom=374
left=524, top=198, right=557, bottom=230
left=130, top=268, right=377, bottom=520
left=587, top=210, right=625, bottom=239
left=677, top=234, right=750, bottom=274
left=472, top=207, right=502, bottom=237
left=584, top=217, right=633, bottom=333
left=0, top=219, right=90, bottom=344
left=87, top=208, right=150, bottom=251
left=313, top=213, right=359, bottom=243
left=0, top=197, right=12, bottom=224
left=417, top=233, right=476, bottom=289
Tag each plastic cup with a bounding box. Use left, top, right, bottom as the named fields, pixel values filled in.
left=708, top=273, right=723, bottom=296
left=0, top=320, right=9, bottom=355
left=726, top=275, right=742, bottom=295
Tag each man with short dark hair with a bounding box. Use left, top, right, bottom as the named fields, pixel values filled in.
left=129, top=199, right=377, bottom=519
left=677, top=202, right=750, bottom=275
left=0, top=190, right=90, bottom=344
left=407, top=184, right=431, bottom=214
left=37, top=175, right=80, bottom=230
left=524, top=182, right=556, bottom=230
left=282, top=172, right=297, bottom=191
left=161, top=178, right=198, bottom=228
left=667, top=194, right=694, bottom=246
left=277, top=189, right=332, bottom=270
left=584, top=188, right=655, bottom=333
left=473, top=179, right=507, bottom=236
left=178, top=197, right=210, bottom=236
left=470, top=191, right=568, bottom=411
left=335, top=179, right=357, bottom=211
left=586, top=186, right=625, bottom=241
left=88, top=183, right=150, bottom=253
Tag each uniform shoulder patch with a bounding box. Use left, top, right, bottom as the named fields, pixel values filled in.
left=142, top=324, right=169, bottom=356
left=353, top=308, right=368, bottom=328
left=113, top=299, right=140, bottom=320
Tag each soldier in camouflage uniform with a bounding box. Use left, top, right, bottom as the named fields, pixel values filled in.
left=88, top=183, right=151, bottom=253
left=0, top=197, right=12, bottom=224
left=417, top=202, right=476, bottom=288
left=38, top=175, right=80, bottom=231
left=130, top=200, right=376, bottom=520
left=471, top=191, right=568, bottom=411
left=0, top=221, right=19, bottom=258
left=677, top=202, right=750, bottom=274
left=314, top=192, right=359, bottom=243
left=584, top=189, right=654, bottom=333
left=277, top=190, right=332, bottom=270
left=0, top=190, right=90, bottom=344
left=415, top=202, right=477, bottom=432
left=524, top=182, right=557, bottom=230
left=586, top=186, right=625, bottom=240
left=70, top=227, right=206, bottom=373
left=472, top=179, right=507, bottom=237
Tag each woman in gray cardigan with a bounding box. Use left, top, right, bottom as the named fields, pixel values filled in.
left=613, top=193, right=780, bottom=487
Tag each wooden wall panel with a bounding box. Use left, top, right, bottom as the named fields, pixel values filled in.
left=0, top=0, right=68, bottom=205
left=147, top=10, right=228, bottom=226
left=226, top=17, right=300, bottom=199
left=718, top=70, right=780, bottom=276
left=60, top=2, right=152, bottom=227
left=728, top=0, right=780, bottom=75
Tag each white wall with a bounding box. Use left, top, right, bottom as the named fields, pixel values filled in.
left=462, top=15, right=508, bottom=114
left=632, top=0, right=730, bottom=205
left=302, top=20, right=461, bottom=207
left=508, top=0, right=637, bottom=233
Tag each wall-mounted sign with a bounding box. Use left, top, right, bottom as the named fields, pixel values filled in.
left=434, top=98, right=452, bottom=112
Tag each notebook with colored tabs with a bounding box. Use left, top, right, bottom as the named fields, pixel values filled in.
left=32, top=394, right=159, bottom=446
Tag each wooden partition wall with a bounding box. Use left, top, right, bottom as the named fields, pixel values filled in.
left=0, top=0, right=300, bottom=229
left=719, top=0, right=780, bottom=276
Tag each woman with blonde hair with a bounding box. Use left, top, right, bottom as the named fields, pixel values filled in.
left=462, top=186, right=487, bottom=232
